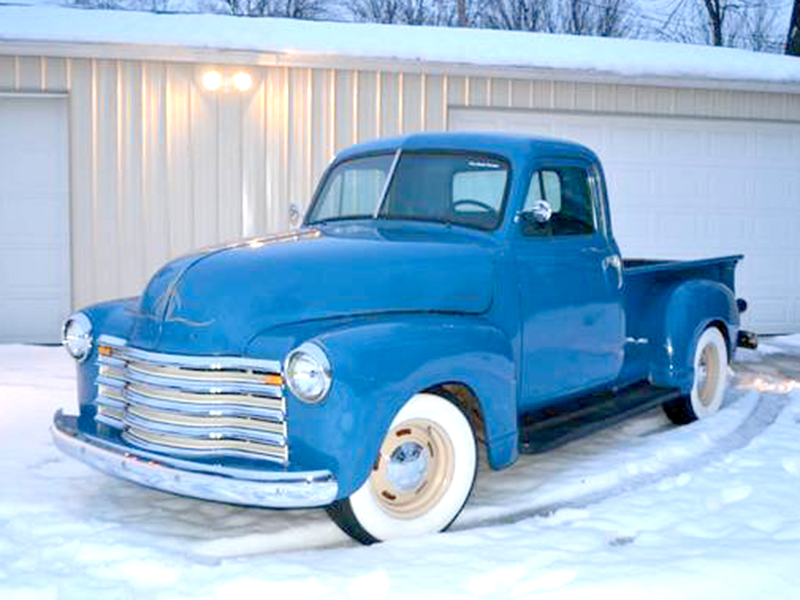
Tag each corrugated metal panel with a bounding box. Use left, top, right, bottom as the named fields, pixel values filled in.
left=0, top=51, right=798, bottom=311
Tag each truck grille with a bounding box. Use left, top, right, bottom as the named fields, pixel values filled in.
left=93, top=335, right=288, bottom=464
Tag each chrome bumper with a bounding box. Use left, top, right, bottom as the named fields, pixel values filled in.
left=52, top=411, right=338, bottom=508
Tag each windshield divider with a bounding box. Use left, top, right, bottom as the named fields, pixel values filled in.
left=373, top=149, right=402, bottom=219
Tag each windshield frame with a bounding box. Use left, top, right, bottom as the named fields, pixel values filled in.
left=305, top=149, right=512, bottom=232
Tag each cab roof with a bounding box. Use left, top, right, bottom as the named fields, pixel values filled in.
left=333, top=132, right=600, bottom=166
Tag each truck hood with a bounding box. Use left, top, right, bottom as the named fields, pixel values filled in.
left=128, top=221, right=496, bottom=354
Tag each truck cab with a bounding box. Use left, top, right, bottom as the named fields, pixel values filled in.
left=54, top=133, right=748, bottom=544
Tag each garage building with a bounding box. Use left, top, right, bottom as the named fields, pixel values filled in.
left=1, top=6, right=800, bottom=342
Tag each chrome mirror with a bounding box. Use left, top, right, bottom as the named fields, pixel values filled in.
left=530, top=200, right=553, bottom=224
left=289, top=203, right=301, bottom=228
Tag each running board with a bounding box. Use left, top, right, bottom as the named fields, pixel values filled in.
left=519, top=382, right=683, bottom=454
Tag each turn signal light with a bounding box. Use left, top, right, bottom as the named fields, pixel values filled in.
left=263, top=374, right=283, bottom=386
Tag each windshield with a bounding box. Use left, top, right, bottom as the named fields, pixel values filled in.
left=306, top=152, right=509, bottom=231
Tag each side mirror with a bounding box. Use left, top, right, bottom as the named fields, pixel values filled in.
left=289, top=203, right=301, bottom=228
left=518, top=200, right=553, bottom=225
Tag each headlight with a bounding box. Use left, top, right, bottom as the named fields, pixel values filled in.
left=284, top=342, right=332, bottom=403
left=62, top=313, right=93, bottom=362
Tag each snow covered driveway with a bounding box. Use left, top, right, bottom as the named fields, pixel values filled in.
left=1, top=341, right=799, bottom=599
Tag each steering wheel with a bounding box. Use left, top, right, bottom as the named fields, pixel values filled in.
left=453, top=199, right=495, bottom=213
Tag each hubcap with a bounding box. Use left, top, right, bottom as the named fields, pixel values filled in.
left=386, top=441, right=429, bottom=492
left=370, top=418, right=455, bottom=519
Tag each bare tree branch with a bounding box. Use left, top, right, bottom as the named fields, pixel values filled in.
left=481, top=0, right=555, bottom=32
left=344, top=0, right=456, bottom=24
left=221, top=0, right=328, bottom=18
left=481, top=0, right=637, bottom=37
left=658, top=0, right=784, bottom=50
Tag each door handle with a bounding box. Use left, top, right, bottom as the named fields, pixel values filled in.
left=603, top=254, right=623, bottom=289
left=603, top=254, right=622, bottom=270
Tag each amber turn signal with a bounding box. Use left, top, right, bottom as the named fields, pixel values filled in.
left=263, top=374, right=283, bottom=386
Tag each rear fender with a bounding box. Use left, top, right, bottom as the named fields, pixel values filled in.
left=650, top=280, right=738, bottom=392
left=287, top=316, right=517, bottom=499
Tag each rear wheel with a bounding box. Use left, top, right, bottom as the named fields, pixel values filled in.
left=664, top=326, right=729, bottom=425
left=327, top=392, right=477, bottom=544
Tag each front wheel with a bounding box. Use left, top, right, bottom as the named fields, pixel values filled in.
left=664, top=325, right=729, bottom=425
left=327, top=393, right=477, bottom=544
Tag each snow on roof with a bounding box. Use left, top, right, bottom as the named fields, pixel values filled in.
left=2, top=5, right=800, bottom=87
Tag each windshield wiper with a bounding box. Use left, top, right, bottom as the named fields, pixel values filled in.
left=307, top=216, right=373, bottom=226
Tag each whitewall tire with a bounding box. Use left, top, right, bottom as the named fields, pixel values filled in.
left=327, top=392, right=477, bottom=544
left=664, top=326, right=729, bottom=425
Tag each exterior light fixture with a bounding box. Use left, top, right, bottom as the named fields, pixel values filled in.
left=233, top=71, right=253, bottom=92
left=202, top=70, right=223, bottom=91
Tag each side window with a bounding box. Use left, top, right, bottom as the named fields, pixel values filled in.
left=523, top=166, right=595, bottom=236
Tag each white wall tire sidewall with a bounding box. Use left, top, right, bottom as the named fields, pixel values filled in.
left=689, top=327, right=728, bottom=419
left=348, top=393, right=476, bottom=542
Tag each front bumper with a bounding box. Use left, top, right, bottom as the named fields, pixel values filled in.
left=52, top=411, right=338, bottom=508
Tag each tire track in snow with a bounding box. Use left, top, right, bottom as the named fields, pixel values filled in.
left=454, top=388, right=792, bottom=532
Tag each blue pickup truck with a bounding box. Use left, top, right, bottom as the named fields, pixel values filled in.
left=54, top=133, right=753, bottom=544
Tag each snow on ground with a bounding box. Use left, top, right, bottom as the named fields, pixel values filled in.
left=3, top=5, right=800, bottom=86
left=1, top=340, right=799, bottom=599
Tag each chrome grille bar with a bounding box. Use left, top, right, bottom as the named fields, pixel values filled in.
left=123, top=428, right=288, bottom=462
left=96, top=406, right=124, bottom=429
left=123, top=368, right=283, bottom=396
left=124, top=412, right=286, bottom=446
left=93, top=335, right=287, bottom=464
left=125, top=387, right=284, bottom=422
left=123, top=345, right=281, bottom=373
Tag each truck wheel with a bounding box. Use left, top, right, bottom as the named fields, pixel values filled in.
left=326, top=392, right=477, bottom=544
left=664, top=326, right=729, bottom=425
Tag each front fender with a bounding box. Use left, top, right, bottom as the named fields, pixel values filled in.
left=650, top=280, right=738, bottom=392
left=73, top=298, right=138, bottom=419
left=272, top=314, right=517, bottom=499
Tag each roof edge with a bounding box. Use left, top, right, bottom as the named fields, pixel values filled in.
left=2, top=38, right=800, bottom=96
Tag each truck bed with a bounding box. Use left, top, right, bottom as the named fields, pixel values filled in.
left=627, top=254, right=741, bottom=297
left=624, top=255, right=743, bottom=281
left=623, top=254, right=742, bottom=320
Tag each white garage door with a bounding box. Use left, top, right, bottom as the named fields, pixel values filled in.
left=0, top=97, right=70, bottom=343
left=451, top=108, right=800, bottom=334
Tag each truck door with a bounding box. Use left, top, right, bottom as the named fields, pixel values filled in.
left=513, top=160, right=625, bottom=412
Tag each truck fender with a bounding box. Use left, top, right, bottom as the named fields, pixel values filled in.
left=75, top=298, right=138, bottom=411
left=649, top=280, right=738, bottom=392
left=292, top=316, right=517, bottom=499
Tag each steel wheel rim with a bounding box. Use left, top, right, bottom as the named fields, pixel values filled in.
left=370, top=418, right=455, bottom=519
left=697, top=343, right=721, bottom=407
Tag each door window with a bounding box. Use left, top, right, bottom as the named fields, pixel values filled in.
left=523, top=167, right=596, bottom=236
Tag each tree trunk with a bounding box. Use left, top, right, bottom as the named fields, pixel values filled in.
left=703, top=0, right=724, bottom=46
left=787, top=0, right=800, bottom=55
left=457, top=0, right=467, bottom=27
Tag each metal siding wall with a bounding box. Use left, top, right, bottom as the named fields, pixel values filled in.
left=0, top=51, right=798, bottom=310
left=69, top=59, right=95, bottom=308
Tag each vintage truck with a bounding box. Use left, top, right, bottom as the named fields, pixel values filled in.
left=53, top=133, right=754, bottom=544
